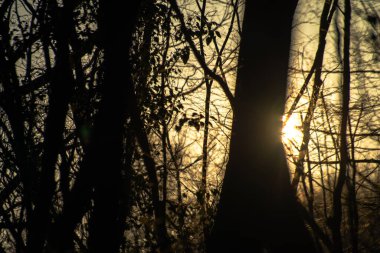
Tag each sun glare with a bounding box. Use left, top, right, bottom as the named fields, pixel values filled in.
left=282, top=114, right=302, bottom=143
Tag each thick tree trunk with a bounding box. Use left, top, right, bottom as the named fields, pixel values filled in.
left=86, top=1, right=141, bottom=252
left=47, top=1, right=141, bottom=252
left=207, top=1, right=316, bottom=252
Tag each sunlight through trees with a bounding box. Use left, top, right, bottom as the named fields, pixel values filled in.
left=0, top=0, right=379, bottom=252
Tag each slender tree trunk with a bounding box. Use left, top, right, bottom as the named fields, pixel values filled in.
left=130, top=101, right=171, bottom=252
left=196, top=0, right=211, bottom=246
left=159, top=10, right=171, bottom=248
left=130, top=3, right=171, bottom=249
left=347, top=116, right=359, bottom=253
left=331, top=0, right=351, bottom=252
left=27, top=1, right=76, bottom=251
left=207, top=1, right=316, bottom=252
left=167, top=136, right=190, bottom=252
left=0, top=29, right=32, bottom=250
left=347, top=127, right=359, bottom=253
left=291, top=0, right=338, bottom=191
left=201, top=80, right=211, bottom=234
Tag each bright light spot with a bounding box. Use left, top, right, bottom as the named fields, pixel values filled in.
left=282, top=114, right=302, bottom=143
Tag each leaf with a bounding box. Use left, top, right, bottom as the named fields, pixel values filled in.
left=175, top=125, right=181, bottom=132
left=181, top=47, right=190, bottom=64
left=215, top=31, right=221, bottom=38
left=367, top=15, right=378, bottom=25
left=206, top=36, right=212, bottom=45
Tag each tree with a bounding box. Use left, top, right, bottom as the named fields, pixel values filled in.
left=207, top=1, right=316, bottom=252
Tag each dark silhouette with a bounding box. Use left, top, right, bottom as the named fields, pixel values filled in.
left=207, top=1, right=316, bottom=252
left=46, top=1, right=142, bottom=253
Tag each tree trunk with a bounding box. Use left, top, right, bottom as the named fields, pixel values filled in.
left=207, top=1, right=316, bottom=252
left=331, top=0, right=351, bottom=252
left=27, top=1, right=76, bottom=251
left=86, top=1, right=141, bottom=252
left=47, top=1, right=141, bottom=252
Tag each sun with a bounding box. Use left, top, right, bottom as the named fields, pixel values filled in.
left=282, top=114, right=302, bottom=143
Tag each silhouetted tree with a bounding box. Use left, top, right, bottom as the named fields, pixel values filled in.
left=207, top=1, right=316, bottom=252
